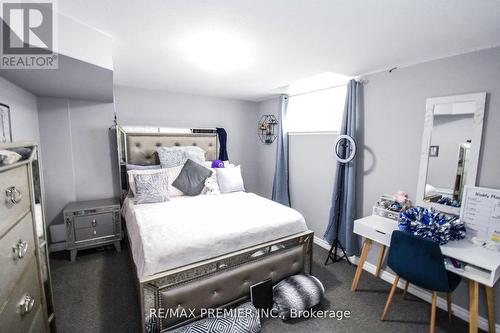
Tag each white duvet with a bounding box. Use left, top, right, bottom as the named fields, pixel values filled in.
left=122, top=192, right=308, bottom=278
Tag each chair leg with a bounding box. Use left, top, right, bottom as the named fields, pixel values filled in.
left=381, top=275, right=400, bottom=321
left=402, top=280, right=409, bottom=298
left=447, top=293, right=453, bottom=322
left=430, top=292, right=437, bottom=333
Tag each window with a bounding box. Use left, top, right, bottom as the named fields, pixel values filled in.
left=287, top=85, right=346, bottom=132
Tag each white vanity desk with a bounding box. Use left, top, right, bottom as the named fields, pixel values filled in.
left=352, top=215, right=500, bottom=333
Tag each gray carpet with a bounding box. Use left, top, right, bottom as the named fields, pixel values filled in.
left=50, top=242, right=478, bottom=333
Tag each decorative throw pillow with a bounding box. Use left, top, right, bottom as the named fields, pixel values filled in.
left=172, top=159, right=213, bottom=196
left=128, top=168, right=166, bottom=196
left=163, top=302, right=261, bottom=333
left=157, top=146, right=206, bottom=168
left=216, top=166, right=245, bottom=193
left=272, top=274, right=325, bottom=320
left=133, top=171, right=170, bottom=204
left=164, top=165, right=185, bottom=197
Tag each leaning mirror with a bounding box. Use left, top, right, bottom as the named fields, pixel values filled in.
left=416, top=92, right=486, bottom=215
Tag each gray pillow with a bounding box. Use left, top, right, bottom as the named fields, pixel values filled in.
left=163, top=302, right=260, bottom=333
left=157, top=146, right=206, bottom=168
left=172, top=159, right=212, bottom=196
left=133, top=171, right=170, bottom=204
left=273, top=274, right=325, bottom=320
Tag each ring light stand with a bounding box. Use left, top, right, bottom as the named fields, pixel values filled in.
left=325, top=135, right=357, bottom=266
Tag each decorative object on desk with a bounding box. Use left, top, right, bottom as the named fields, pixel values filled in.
left=398, top=207, right=466, bottom=245
left=211, top=159, right=225, bottom=168
left=0, top=103, right=12, bottom=143
left=373, top=192, right=412, bottom=221
left=470, top=237, right=500, bottom=251
left=258, top=114, right=278, bottom=144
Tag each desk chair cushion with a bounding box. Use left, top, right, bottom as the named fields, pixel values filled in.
left=388, top=231, right=461, bottom=293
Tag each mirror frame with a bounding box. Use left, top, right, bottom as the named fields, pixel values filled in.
left=416, top=92, right=486, bottom=215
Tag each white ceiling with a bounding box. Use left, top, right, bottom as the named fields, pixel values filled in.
left=56, top=0, right=500, bottom=101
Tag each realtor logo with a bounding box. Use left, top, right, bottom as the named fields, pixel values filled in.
left=1, top=1, right=57, bottom=69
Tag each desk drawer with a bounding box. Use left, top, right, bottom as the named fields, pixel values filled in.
left=353, top=216, right=398, bottom=247
left=0, top=258, right=42, bottom=332
left=0, top=165, right=30, bottom=235
left=73, top=212, right=113, bottom=230
left=0, top=213, right=36, bottom=302
left=75, top=223, right=115, bottom=242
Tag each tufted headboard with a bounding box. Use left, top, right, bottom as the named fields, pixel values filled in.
left=116, top=126, right=219, bottom=195
left=125, top=133, right=218, bottom=165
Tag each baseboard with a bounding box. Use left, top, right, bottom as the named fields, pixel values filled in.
left=313, top=236, right=331, bottom=251
left=350, top=256, right=500, bottom=332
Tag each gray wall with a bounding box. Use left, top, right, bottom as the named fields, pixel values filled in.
left=0, top=76, right=40, bottom=143
left=39, top=85, right=260, bottom=227
left=359, top=45, right=500, bottom=324
left=37, top=98, right=117, bottom=227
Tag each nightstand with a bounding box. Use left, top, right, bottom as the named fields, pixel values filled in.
left=64, top=198, right=121, bottom=261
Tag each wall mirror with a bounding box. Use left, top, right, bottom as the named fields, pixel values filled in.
left=416, top=92, right=486, bottom=215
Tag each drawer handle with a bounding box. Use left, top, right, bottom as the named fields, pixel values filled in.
left=5, top=186, right=22, bottom=205
left=91, top=218, right=97, bottom=227
left=12, top=240, right=28, bottom=259
left=18, top=294, right=35, bottom=316
left=376, top=230, right=387, bottom=235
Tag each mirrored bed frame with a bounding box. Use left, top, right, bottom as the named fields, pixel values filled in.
left=115, top=125, right=314, bottom=332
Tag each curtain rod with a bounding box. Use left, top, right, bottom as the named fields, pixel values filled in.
left=287, top=79, right=367, bottom=98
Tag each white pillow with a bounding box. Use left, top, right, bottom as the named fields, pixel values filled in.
left=216, top=166, right=245, bottom=193
left=127, top=168, right=169, bottom=197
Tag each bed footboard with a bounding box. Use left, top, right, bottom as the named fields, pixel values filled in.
left=138, top=230, right=314, bottom=332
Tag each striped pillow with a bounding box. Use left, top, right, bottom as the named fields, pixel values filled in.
left=133, top=171, right=169, bottom=204
left=272, top=274, right=325, bottom=319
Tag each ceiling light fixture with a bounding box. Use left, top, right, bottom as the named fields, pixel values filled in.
left=181, top=31, right=253, bottom=73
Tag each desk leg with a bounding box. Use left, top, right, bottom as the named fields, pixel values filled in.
left=486, top=286, right=496, bottom=333
left=469, top=280, right=479, bottom=333
left=375, top=245, right=386, bottom=278
left=351, top=239, right=372, bottom=292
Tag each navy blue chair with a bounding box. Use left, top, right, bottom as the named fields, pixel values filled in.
left=381, top=231, right=462, bottom=333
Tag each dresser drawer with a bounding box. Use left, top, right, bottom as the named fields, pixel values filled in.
left=75, top=222, right=115, bottom=242
left=73, top=212, right=114, bottom=230
left=0, top=213, right=36, bottom=302
left=0, top=165, right=30, bottom=235
left=0, top=258, right=42, bottom=332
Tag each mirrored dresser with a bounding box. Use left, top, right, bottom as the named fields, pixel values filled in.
left=0, top=143, right=56, bottom=332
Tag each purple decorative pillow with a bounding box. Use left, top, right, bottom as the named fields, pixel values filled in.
left=211, top=160, right=225, bottom=168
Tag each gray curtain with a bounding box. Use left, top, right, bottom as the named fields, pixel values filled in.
left=323, top=79, right=360, bottom=256
left=272, top=95, right=290, bottom=206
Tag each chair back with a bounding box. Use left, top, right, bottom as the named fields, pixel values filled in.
left=388, top=231, right=450, bottom=292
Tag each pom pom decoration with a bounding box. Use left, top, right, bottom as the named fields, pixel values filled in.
left=211, top=160, right=225, bottom=168
left=398, top=207, right=466, bottom=245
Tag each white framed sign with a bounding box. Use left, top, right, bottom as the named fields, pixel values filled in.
left=460, top=186, right=500, bottom=242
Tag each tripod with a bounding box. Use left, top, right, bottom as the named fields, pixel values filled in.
left=324, top=157, right=351, bottom=265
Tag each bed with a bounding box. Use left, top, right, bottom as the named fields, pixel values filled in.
left=116, top=125, right=314, bottom=332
